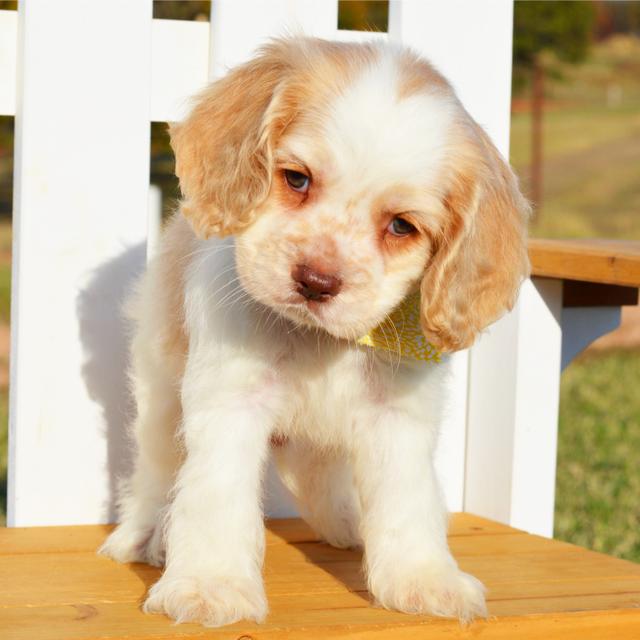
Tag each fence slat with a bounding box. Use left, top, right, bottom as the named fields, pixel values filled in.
left=8, top=0, right=153, bottom=526
left=209, top=0, right=338, bottom=80
left=206, top=0, right=339, bottom=518
left=388, top=0, right=514, bottom=513
left=466, top=279, right=563, bottom=537
left=151, top=19, right=209, bottom=123
left=388, top=0, right=514, bottom=156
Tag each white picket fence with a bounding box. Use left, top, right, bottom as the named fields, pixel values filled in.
left=0, top=0, right=577, bottom=537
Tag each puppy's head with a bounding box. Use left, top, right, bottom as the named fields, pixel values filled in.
left=171, top=38, right=530, bottom=351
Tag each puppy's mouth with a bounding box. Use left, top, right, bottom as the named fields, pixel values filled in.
left=276, top=289, right=339, bottom=329
left=276, top=289, right=372, bottom=341
left=284, top=291, right=335, bottom=317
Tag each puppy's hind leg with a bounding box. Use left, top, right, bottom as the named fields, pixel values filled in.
left=99, top=358, right=181, bottom=567
left=273, top=439, right=362, bottom=549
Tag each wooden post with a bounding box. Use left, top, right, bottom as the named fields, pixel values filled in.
left=207, top=0, right=339, bottom=517
left=388, top=0, right=515, bottom=513
left=8, top=0, right=153, bottom=526
left=465, top=278, right=563, bottom=537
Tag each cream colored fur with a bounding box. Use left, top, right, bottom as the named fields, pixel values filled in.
left=99, top=38, right=529, bottom=628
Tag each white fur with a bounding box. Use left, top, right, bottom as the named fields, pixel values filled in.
left=100, top=42, right=488, bottom=627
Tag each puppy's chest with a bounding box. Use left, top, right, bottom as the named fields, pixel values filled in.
left=276, top=345, right=391, bottom=440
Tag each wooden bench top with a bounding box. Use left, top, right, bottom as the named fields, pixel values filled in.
left=529, top=238, right=640, bottom=288
left=2, top=514, right=639, bottom=639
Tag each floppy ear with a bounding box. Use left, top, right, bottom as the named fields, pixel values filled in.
left=420, top=121, right=531, bottom=352
left=169, top=42, right=295, bottom=238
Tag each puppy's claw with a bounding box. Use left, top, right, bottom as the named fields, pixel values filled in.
left=144, top=575, right=268, bottom=627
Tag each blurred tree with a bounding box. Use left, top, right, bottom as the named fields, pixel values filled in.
left=595, top=1, right=640, bottom=39
left=338, top=0, right=388, bottom=32
left=513, top=1, right=595, bottom=215
left=0, top=2, right=16, bottom=217
left=153, top=1, right=210, bottom=21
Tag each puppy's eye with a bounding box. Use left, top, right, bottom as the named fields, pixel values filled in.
left=284, top=169, right=310, bottom=193
left=387, top=217, right=416, bottom=237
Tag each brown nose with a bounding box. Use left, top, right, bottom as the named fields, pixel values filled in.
left=292, top=264, right=342, bottom=301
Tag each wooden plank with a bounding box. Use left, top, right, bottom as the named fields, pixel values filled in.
left=529, top=239, right=640, bottom=288
left=1, top=517, right=640, bottom=639
left=4, top=545, right=638, bottom=608
left=2, top=526, right=639, bottom=607
left=2, top=595, right=640, bottom=640
left=0, top=514, right=516, bottom=555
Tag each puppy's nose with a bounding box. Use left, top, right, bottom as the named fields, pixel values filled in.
left=292, top=264, right=342, bottom=301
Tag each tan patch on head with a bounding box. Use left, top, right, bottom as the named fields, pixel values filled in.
left=396, top=49, right=450, bottom=100
left=171, top=38, right=381, bottom=239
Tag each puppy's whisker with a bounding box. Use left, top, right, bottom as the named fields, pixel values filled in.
left=208, top=282, right=248, bottom=313
left=385, top=313, right=403, bottom=374
left=179, top=242, right=235, bottom=265
left=216, top=286, right=251, bottom=311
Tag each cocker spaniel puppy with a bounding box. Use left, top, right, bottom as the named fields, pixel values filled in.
left=100, top=37, right=530, bottom=627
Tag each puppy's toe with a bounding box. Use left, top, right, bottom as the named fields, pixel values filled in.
left=143, top=574, right=268, bottom=627
left=98, top=525, right=152, bottom=564
left=372, top=565, right=487, bottom=623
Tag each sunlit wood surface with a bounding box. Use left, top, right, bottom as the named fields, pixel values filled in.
left=2, top=514, right=640, bottom=639
left=529, top=238, right=640, bottom=287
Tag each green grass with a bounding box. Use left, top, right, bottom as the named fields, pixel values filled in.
left=555, top=350, right=640, bottom=562
left=510, top=105, right=640, bottom=239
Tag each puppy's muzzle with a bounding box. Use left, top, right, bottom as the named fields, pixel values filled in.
left=292, top=264, right=342, bottom=302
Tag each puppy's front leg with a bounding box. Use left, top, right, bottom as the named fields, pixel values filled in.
left=353, top=411, right=487, bottom=623
left=144, top=360, right=277, bottom=627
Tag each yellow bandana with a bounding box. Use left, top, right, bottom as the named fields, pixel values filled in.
left=358, top=292, right=441, bottom=362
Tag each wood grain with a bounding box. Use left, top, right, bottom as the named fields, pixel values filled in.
left=529, top=239, right=640, bottom=288
left=1, top=514, right=639, bottom=639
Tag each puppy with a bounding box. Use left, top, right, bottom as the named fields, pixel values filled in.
left=100, top=37, right=530, bottom=627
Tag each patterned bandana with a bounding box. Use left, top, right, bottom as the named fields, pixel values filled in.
left=358, top=292, right=441, bottom=362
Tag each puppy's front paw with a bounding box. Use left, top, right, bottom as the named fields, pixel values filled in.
left=144, top=574, right=268, bottom=627
left=99, top=523, right=165, bottom=567
left=370, top=564, right=487, bottom=623
left=99, top=524, right=152, bottom=564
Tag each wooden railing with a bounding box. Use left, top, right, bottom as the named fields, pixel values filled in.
left=530, top=238, right=640, bottom=289
left=530, top=239, right=640, bottom=310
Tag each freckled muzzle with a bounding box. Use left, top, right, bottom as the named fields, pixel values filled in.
left=292, top=264, right=342, bottom=302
